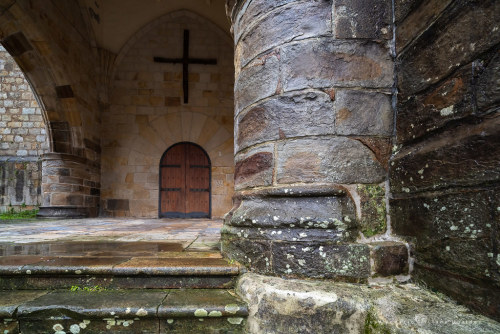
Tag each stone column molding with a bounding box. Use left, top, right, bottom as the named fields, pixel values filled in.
left=223, top=0, right=394, bottom=280
left=38, top=153, right=100, bottom=218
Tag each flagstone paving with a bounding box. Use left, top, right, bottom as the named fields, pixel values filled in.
left=0, top=218, right=222, bottom=250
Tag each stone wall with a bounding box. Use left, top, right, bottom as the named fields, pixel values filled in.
left=0, top=45, right=49, bottom=157
left=391, top=0, right=500, bottom=320
left=101, top=11, right=234, bottom=218
left=0, top=158, right=41, bottom=212
left=223, top=0, right=399, bottom=281
left=0, top=44, right=48, bottom=212
left=1, top=0, right=102, bottom=217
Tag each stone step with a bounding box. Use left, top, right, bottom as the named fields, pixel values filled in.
left=0, top=289, right=248, bottom=333
left=0, top=254, right=241, bottom=289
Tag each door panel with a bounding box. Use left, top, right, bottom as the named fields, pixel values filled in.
left=159, top=143, right=210, bottom=218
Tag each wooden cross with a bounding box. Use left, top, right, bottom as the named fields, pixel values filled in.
left=154, top=30, right=217, bottom=104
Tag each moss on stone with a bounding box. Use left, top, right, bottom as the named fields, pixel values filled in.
left=364, top=309, right=392, bottom=334
left=357, top=184, right=387, bottom=237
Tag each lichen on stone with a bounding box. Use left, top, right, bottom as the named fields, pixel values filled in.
left=357, top=184, right=387, bottom=238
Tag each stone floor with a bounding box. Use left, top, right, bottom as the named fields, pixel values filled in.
left=0, top=218, right=238, bottom=290
left=0, top=218, right=222, bottom=251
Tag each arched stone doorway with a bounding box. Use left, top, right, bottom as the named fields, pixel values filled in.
left=159, top=142, right=211, bottom=218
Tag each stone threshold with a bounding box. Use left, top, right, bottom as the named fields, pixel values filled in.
left=1, top=289, right=248, bottom=333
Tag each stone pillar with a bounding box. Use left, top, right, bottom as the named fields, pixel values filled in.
left=223, top=0, right=394, bottom=280
left=37, top=153, right=100, bottom=218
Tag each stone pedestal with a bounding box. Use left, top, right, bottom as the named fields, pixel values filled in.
left=38, top=153, right=100, bottom=218
left=223, top=0, right=394, bottom=280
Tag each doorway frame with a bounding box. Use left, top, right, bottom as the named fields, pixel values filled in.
left=158, top=141, right=212, bottom=218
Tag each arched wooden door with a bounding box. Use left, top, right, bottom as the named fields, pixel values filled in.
left=159, top=142, right=211, bottom=218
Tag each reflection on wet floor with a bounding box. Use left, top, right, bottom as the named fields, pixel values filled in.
left=0, top=218, right=224, bottom=269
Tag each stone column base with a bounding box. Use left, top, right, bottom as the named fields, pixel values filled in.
left=37, top=206, right=89, bottom=218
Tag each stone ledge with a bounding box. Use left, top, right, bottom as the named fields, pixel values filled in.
left=0, top=289, right=247, bottom=333
left=237, top=273, right=500, bottom=334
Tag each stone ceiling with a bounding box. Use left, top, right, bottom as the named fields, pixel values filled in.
left=83, top=0, right=230, bottom=54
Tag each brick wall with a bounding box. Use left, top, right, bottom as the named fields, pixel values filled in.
left=101, top=11, right=234, bottom=218
left=391, top=0, right=500, bottom=320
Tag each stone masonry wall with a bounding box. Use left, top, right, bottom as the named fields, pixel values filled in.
left=223, top=0, right=399, bottom=281
left=0, top=45, right=49, bottom=157
left=102, top=11, right=234, bottom=218
left=391, top=0, right=500, bottom=320
left=1, top=0, right=102, bottom=217
left=0, top=44, right=48, bottom=212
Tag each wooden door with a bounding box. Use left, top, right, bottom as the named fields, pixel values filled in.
left=159, top=142, right=210, bottom=218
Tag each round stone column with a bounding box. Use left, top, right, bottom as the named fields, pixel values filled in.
left=37, top=153, right=100, bottom=218
left=223, top=0, right=394, bottom=280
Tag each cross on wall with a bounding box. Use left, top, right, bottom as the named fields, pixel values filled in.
left=154, top=30, right=218, bottom=104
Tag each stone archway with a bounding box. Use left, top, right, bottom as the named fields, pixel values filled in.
left=0, top=1, right=102, bottom=217
left=101, top=10, right=234, bottom=218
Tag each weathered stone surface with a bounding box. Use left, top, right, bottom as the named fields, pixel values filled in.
left=397, top=0, right=500, bottom=96
left=391, top=115, right=500, bottom=194
left=277, top=137, right=386, bottom=184
left=396, top=63, right=475, bottom=143
left=20, top=317, right=159, bottom=334
left=273, top=242, right=370, bottom=279
left=160, top=317, right=246, bottom=333
left=234, top=144, right=274, bottom=190
left=396, top=0, right=453, bottom=51
left=391, top=189, right=497, bottom=281
left=335, top=0, right=392, bottom=39
left=281, top=39, right=393, bottom=91
left=236, top=90, right=335, bottom=151
left=234, top=0, right=299, bottom=41
left=394, top=0, right=423, bottom=23
left=335, top=90, right=393, bottom=136
left=159, top=289, right=248, bottom=317
left=370, top=242, right=409, bottom=276
left=237, top=0, right=332, bottom=67
left=414, top=264, right=500, bottom=322
left=235, top=51, right=279, bottom=113
left=238, top=273, right=500, bottom=334
left=221, top=235, right=273, bottom=274
left=227, top=194, right=355, bottom=227
left=223, top=225, right=349, bottom=243
left=0, top=290, right=48, bottom=317
left=0, top=159, right=41, bottom=212
left=476, top=48, right=500, bottom=112
left=17, top=290, right=166, bottom=318
left=356, top=184, right=387, bottom=237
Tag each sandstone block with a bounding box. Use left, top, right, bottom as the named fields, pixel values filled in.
left=238, top=0, right=332, bottom=67
left=371, top=242, right=409, bottom=276
left=234, top=144, right=274, bottom=190
left=396, top=0, right=452, bottom=51
left=281, top=39, right=393, bottom=91
left=391, top=188, right=498, bottom=282
left=397, top=0, right=500, bottom=96
left=236, top=91, right=335, bottom=151
left=335, top=90, right=393, bottom=136
left=390, top=116, right=500, bottom=194
left=228, top=195, right=355, bottom=231
left=396, top=63, right=474, bottom=143
left=272, top=242, right=370, bottom=279
left=277, top=137, right=386, bottom=184
left=235, top=52, right=279, bottom=114
left=335, top=0, right=392, bottom=39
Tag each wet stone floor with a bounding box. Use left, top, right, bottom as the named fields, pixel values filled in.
left=0, top=218, right=222, bottom=250
left=0, top=218, right=231, bottom=286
